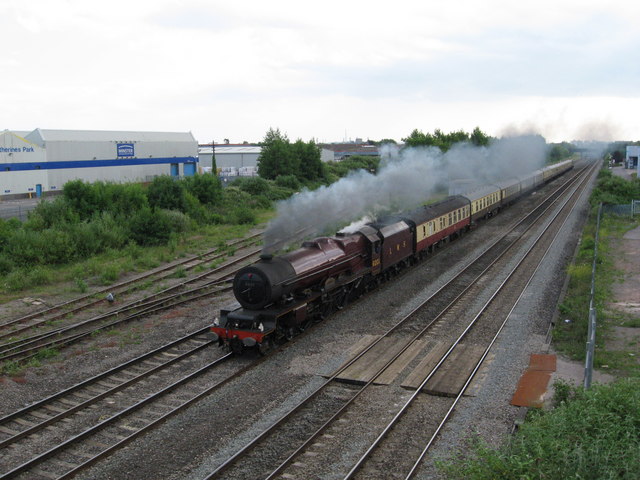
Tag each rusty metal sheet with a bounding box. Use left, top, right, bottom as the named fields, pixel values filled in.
left=510, top=354, right=557, bottom=408
left=528, top=354, right=557, bottom=372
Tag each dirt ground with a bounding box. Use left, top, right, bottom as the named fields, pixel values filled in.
left=606, top=224, right=640, bottom=358
left=550, top=166, right=639, bottom=391
left=605, top=166, right=640, bottom=365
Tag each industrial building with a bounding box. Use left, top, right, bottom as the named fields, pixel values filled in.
left=198, top=144, right=261, bottom=170
left=1, top=129, right=198, bottom=199
left=196, top=142, right=356, bottom=177
left=626, top=145, right=639, bottom=170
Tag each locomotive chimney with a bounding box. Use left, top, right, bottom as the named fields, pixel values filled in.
left=260, top=253, right=273, bottom=261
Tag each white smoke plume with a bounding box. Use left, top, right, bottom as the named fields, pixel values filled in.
left=262, top=135, right=548, bottom=253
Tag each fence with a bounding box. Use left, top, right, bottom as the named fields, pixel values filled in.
left=584, top=200, right=639, bottom=388
left=0, top=204, right=33, bottom=222
left=584, top=203, right=603, bottom=389
left=602, top=199, right=640, bottom=216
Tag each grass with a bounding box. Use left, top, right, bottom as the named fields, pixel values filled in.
left=0, top=213, right=273, bottom=302
left=553, top=213, right=640, bottom=374
left=439, top=168, right=640, bottom=479
left=439, top=378, right=640, bottom=479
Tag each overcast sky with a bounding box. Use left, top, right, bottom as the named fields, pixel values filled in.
left=3, top=0, right=639, bottom=144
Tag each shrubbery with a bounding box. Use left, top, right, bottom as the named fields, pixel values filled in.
left=0, top=172, right=301, bottom=288
left=439, top=379, right=640, bottom=479
left=590, top=168, right=640, bottom=206
left=0, top=152, right=402, bottom=290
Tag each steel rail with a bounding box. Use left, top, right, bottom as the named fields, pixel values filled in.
left=0, top=327, right=209, bottom=423
left=0, top=245, right=259, bottom=345
left=0, top=353, right=235, bottom=479
left=0, top=248, right=256, bottom=363
left=0, top=336, right=215, bottom=449
left=344, top=163, right=596, bottom=480
left=264, top=165, right=594, bottom=480
left=204, top=166, right=587, bottom=479
left=0, top=232, right=261, bottom=332
left=0, top=282, right=231, bottom=364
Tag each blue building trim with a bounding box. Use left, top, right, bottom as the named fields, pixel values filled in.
left=0, top=156, right=198, bottom=172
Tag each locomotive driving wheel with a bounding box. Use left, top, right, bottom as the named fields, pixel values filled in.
left=258, top=337, right=273, bottom=356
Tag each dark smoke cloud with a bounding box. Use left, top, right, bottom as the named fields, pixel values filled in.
left=262, top=135, right=548, bottom=253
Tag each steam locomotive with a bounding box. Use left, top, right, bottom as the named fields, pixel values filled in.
left=211, top=160, right=574, bottom=354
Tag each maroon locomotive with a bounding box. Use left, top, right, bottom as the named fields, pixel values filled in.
left=212, top=196, right=471, bottom=354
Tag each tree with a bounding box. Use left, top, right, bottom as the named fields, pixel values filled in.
left=470, top=127, right=490, bottom=147
left=403, top=127, right=491, bottom=151
left=257, top=128, right=295, bottom=179
left=294, top=139, right=324, bottom=181
left=548, top=143, right=572, bottom=162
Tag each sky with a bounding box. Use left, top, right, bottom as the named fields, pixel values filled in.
left=3, top=0, right=640, bottom=145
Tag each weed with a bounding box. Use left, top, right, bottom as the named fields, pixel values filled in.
left=33, top=347, right=59, bottom=361
left=1, top=361, right=23, bottom=376
left=75, top=277, right=88, bottom=293
left=171, top=267, right=187, bottom=279
left=438, top=379, right=640, bottom=479
left=99, top=264, right=120, bottom=285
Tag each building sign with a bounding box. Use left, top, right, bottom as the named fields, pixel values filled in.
left=0, top=146, right=35, bottom=153
left=117, top=143, right=135, bottom=157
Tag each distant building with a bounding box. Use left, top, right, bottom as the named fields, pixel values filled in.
left=1, top=129, right=198, bottom=199
left=198, top=144, right=261, bottom=170
left=626, top=145, right=639, bottom=169
left=320, top=143, right=380, bottom=161
left=197, top=143, right=338, bottom=180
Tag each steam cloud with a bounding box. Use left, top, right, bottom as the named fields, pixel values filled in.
left=262, top=135, right=548, bottom=253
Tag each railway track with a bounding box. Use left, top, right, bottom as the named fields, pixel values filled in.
left=201, top=164, right=596, bottom=479
left=0, top=327, right=253, bottom=479
left=0, top=232, right=261, bottom=342
left=0, top=237, right=263, bottom=365
left=344, top=162, right=597, bottom=480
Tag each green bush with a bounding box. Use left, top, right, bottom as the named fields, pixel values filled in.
left=230, top=207, right=257, bottom=225
left=128, top=208, right=173, bottom=246
left=590, top=169, right=640, bottom=206
left=183, top=172, right=222, bottom=205
left=182, top=192, right=210, bottom=225
left=95, top=181, right=149, bottom=217
left=232, top=176, right=271, bottom=196
left=267, top=185, right=296, bottom=201
left=0, top=217, right=21, bottom=249
left=0, top=255, right=15, bottom=275
left=440, top=379, right=640, bottom=479
left=63, top=179, right=99, bottom=219
left=147, top=175, right=186, bottom=211
left=275, top=174, right=300, bottom=190
left=220, top=187, right=253, bottom=209
left=24, top=198, right=79, bottom=230
left=5, top=228, right=75, bottom=266
left=161, top=209, right=192, bottom=233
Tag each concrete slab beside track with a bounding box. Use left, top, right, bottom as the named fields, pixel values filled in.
left=326, top=336, right=494, bottom=397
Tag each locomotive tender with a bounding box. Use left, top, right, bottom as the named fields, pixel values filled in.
left=211, top=160, right=574, bottom=354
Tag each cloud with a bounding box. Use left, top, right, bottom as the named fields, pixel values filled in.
left=3, top=0, right=640, bottom=142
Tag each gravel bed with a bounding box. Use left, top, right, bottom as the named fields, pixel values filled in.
left=1, top=172, right=592, bottom=479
